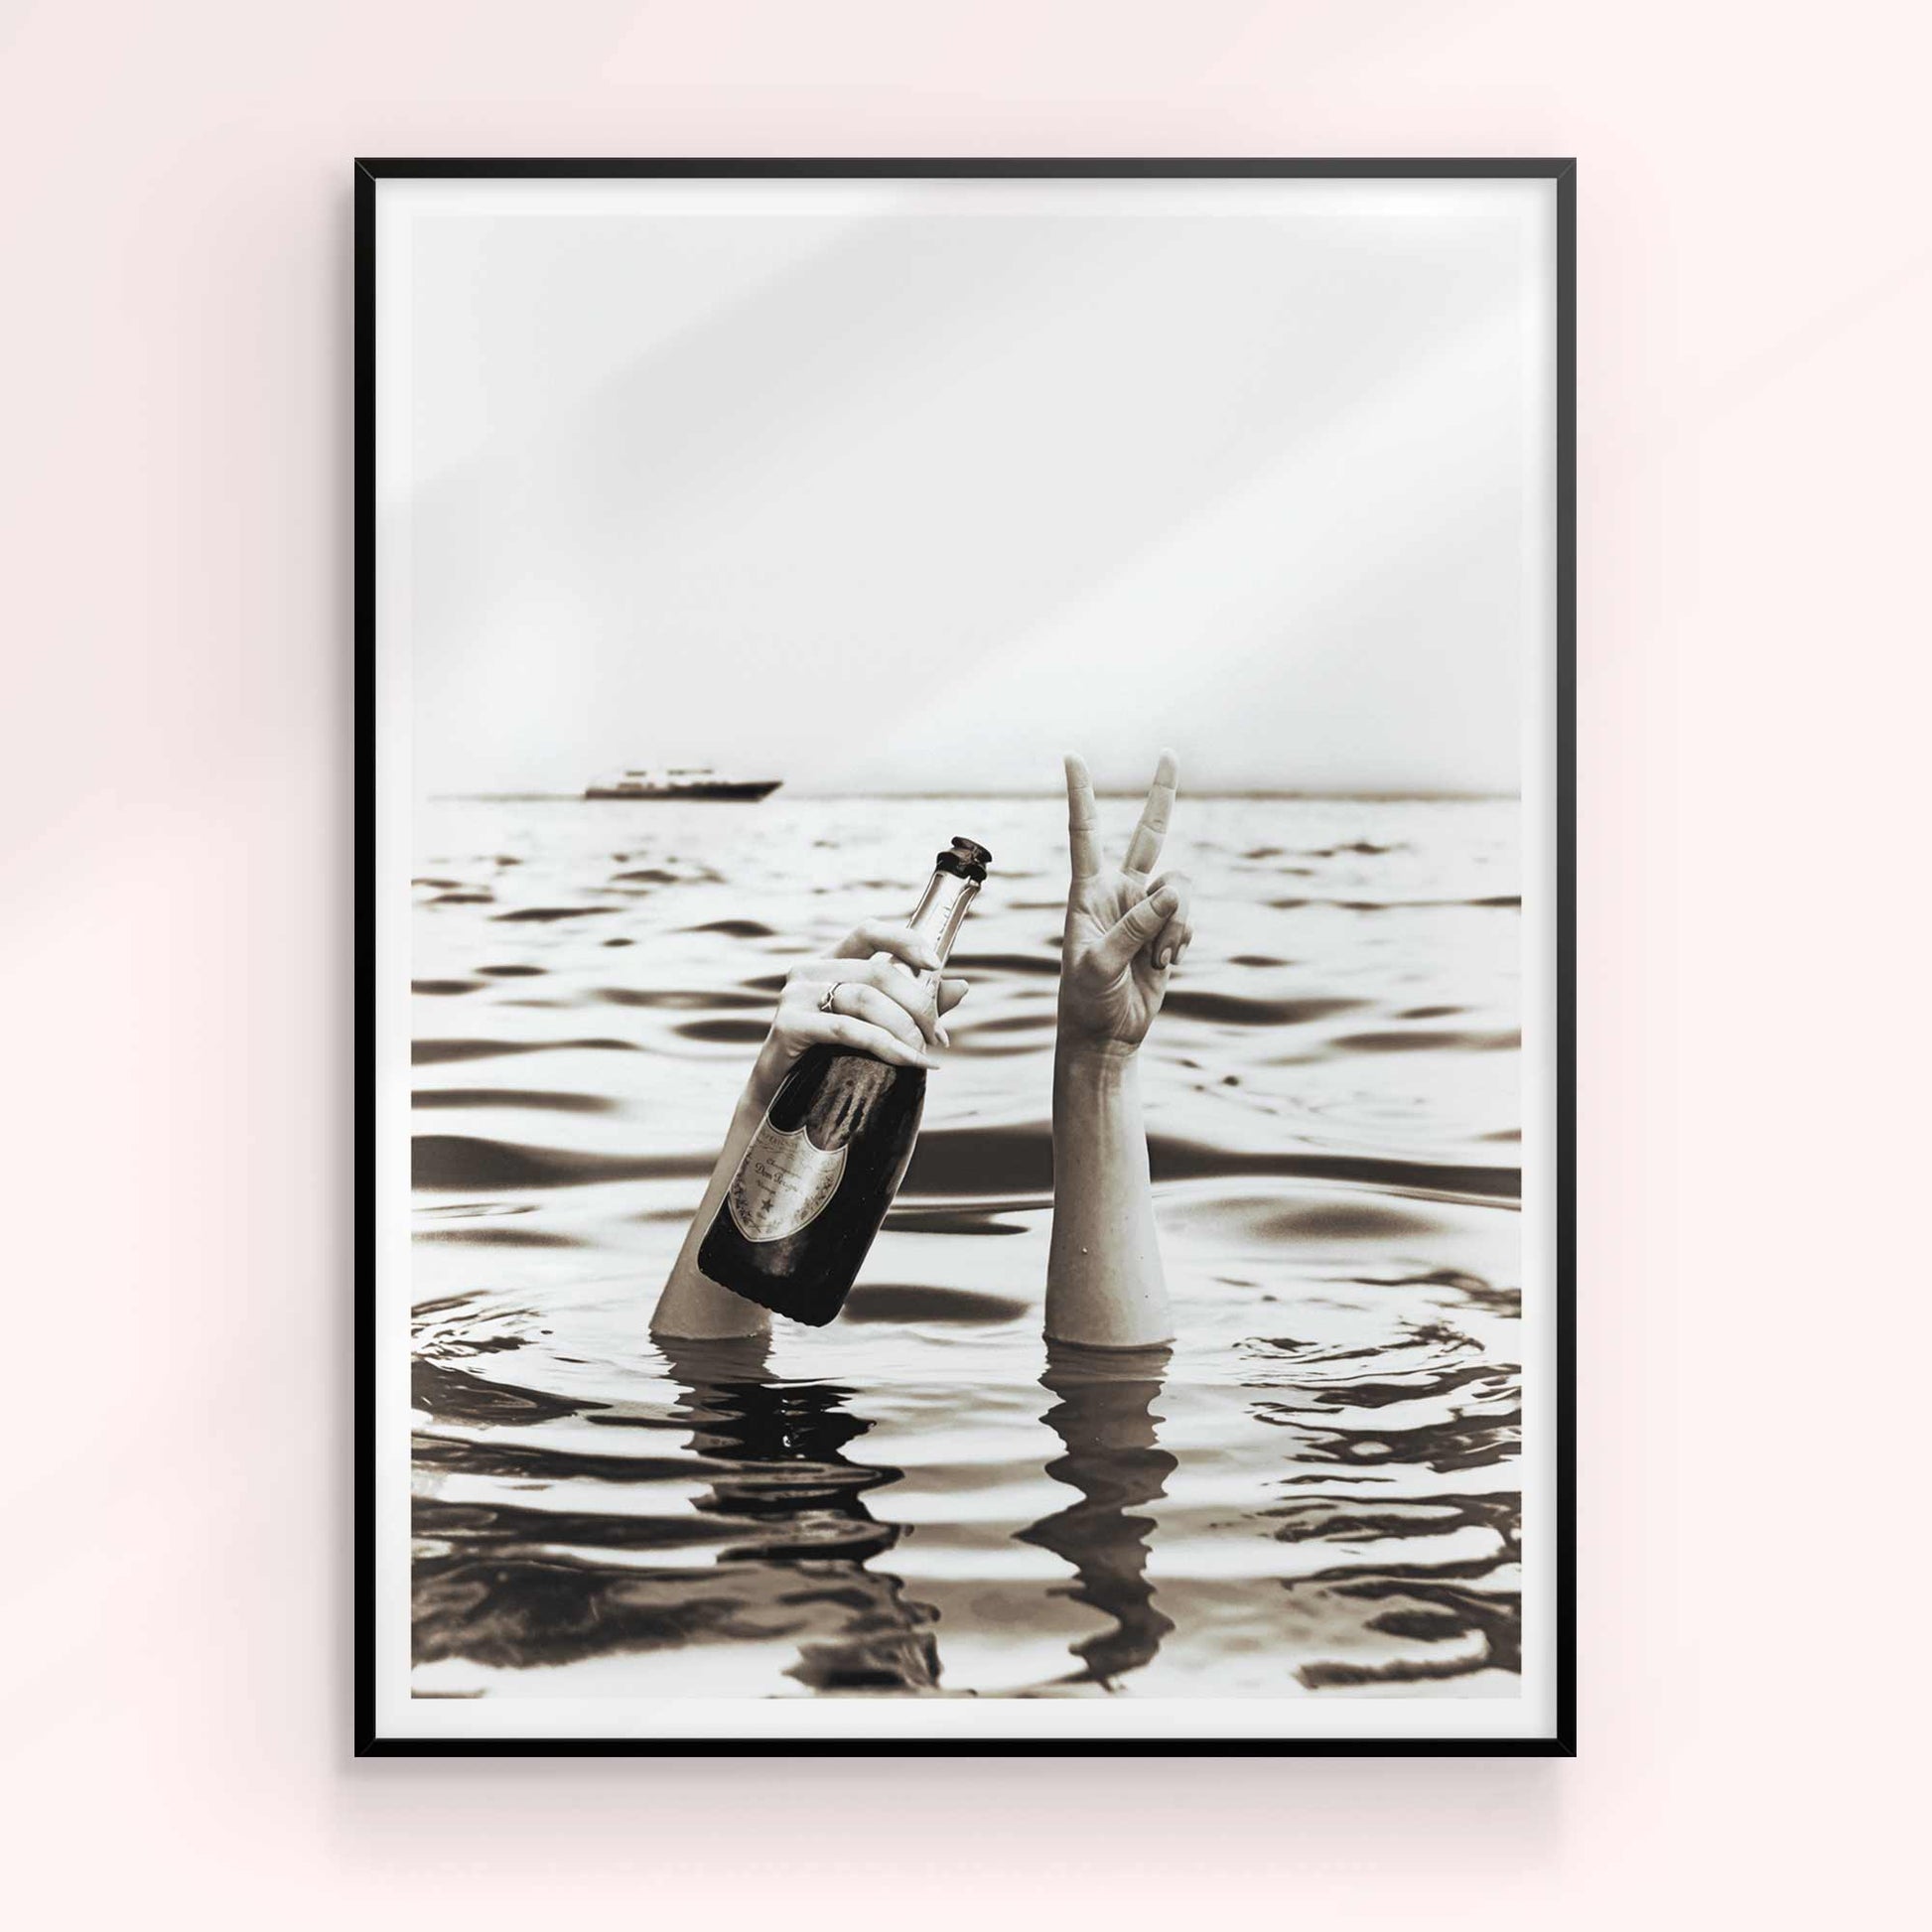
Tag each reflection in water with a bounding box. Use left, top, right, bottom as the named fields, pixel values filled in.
left=664, top=1339, right=1182, bottom=1695
left=656, top=1338, right=941, bottom=1694
left=1016, top=1341, right=1177, bottom=1688
left=415, top=1333, right=1187, bottom=1695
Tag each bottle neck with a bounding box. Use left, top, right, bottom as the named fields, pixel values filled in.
left=905, top=866, right=980, bottom=969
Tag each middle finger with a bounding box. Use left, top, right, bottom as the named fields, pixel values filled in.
left=1123, top=748, right=1179, bottom=877
left=846, top=955, right=948, bottom=1044
left=833, top=979, right=932, bottom=1053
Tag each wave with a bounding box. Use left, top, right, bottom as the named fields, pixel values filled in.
left=1330, top=1030, right=1519, bottom=1054
left=412, top=1088, right=616, bottom=1113
left=1161, top=991, right=1365, bottom=1027
left=415, top=1226, right=584, bottom=1249
left=684, top=918, right=777, bottom=938
left=491, top=904, right=621, bottom=923
left=1269, top=897, right=1521, bottom=912
left=414, top=1135, right=711, bottom=1188
left=673, top=1019, right=770, bottom=1044
left=409, top=1122, right=1517, bottom=1202
left=412, top=1037, right=640, bottom=1065
left=841, top=1284, right=1032, bottom=1324
left=904, top=1125, right=1519, bottom=1202
left=596, top=987, right=770, bottom=1010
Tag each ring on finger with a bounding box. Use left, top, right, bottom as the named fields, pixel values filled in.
left=817, top=981, right=845, bottom=1015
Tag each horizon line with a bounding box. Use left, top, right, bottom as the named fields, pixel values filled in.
left=433, top=787, right=1518, bottom=804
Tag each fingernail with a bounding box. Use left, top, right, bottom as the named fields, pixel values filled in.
left=1156, top=947, right=1172, bottom=969
left=937, top=1027, right=951, bottom=1047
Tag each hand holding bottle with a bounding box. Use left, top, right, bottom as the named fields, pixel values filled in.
left=655, top=880, right=984, bottom=1341
left=746, top=919, right=971, bottom=1109
left=693, top=840, right=991, bottom=1329
left=1057, top=750, right=1193, bottom=1053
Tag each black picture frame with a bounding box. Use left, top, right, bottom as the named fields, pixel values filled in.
left=355, top=156, right=1577, bottom=1758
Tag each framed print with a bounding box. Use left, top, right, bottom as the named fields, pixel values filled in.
left=357, top=158, right=1575, bottom=1754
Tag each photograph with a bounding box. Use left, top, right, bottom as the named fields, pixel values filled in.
left=361, top=161, right=1573, bottom=1750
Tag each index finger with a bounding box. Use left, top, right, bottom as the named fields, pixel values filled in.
left=836, top=918, right=942, bottom=971
left=1122, top=748, right=1179, bottom=877
left=1064, top=753, right=1101, bottom=880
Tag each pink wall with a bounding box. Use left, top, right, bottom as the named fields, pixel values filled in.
left=2, top=1, right=1921, bottom=1921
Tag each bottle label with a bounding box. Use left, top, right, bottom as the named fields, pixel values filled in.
left=726, top=1117, right=848, bottom=1243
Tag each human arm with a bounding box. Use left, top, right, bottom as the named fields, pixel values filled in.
left=651, top=920, right=970, bottom=1339
left=1044, top=752, right=1193, bottom=1348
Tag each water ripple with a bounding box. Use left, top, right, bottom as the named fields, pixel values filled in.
left=405, top=794, right=1525, bottom=1700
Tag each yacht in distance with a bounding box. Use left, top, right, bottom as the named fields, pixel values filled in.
left=584, top=766, right=783, bottom=802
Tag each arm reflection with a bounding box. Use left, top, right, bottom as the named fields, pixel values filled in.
left=655, top=1336, right=941, bottom=1694
left=1016, top=1339, right=1177, bottom=1688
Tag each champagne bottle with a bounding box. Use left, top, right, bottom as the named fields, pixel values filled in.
left=697, top=837, right=992, bottom=1326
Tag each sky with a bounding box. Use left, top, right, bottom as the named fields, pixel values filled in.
left=388, top=178, right=1555, bottom=797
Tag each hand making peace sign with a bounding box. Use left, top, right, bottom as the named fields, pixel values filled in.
left=1058, top=750, right=1194, bottom=1051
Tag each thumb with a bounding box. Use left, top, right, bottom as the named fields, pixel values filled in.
left=1093, top=885, right=1179, bottom=978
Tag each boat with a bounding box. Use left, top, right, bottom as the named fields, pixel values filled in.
left=584, top=766, right=783, bottom=802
